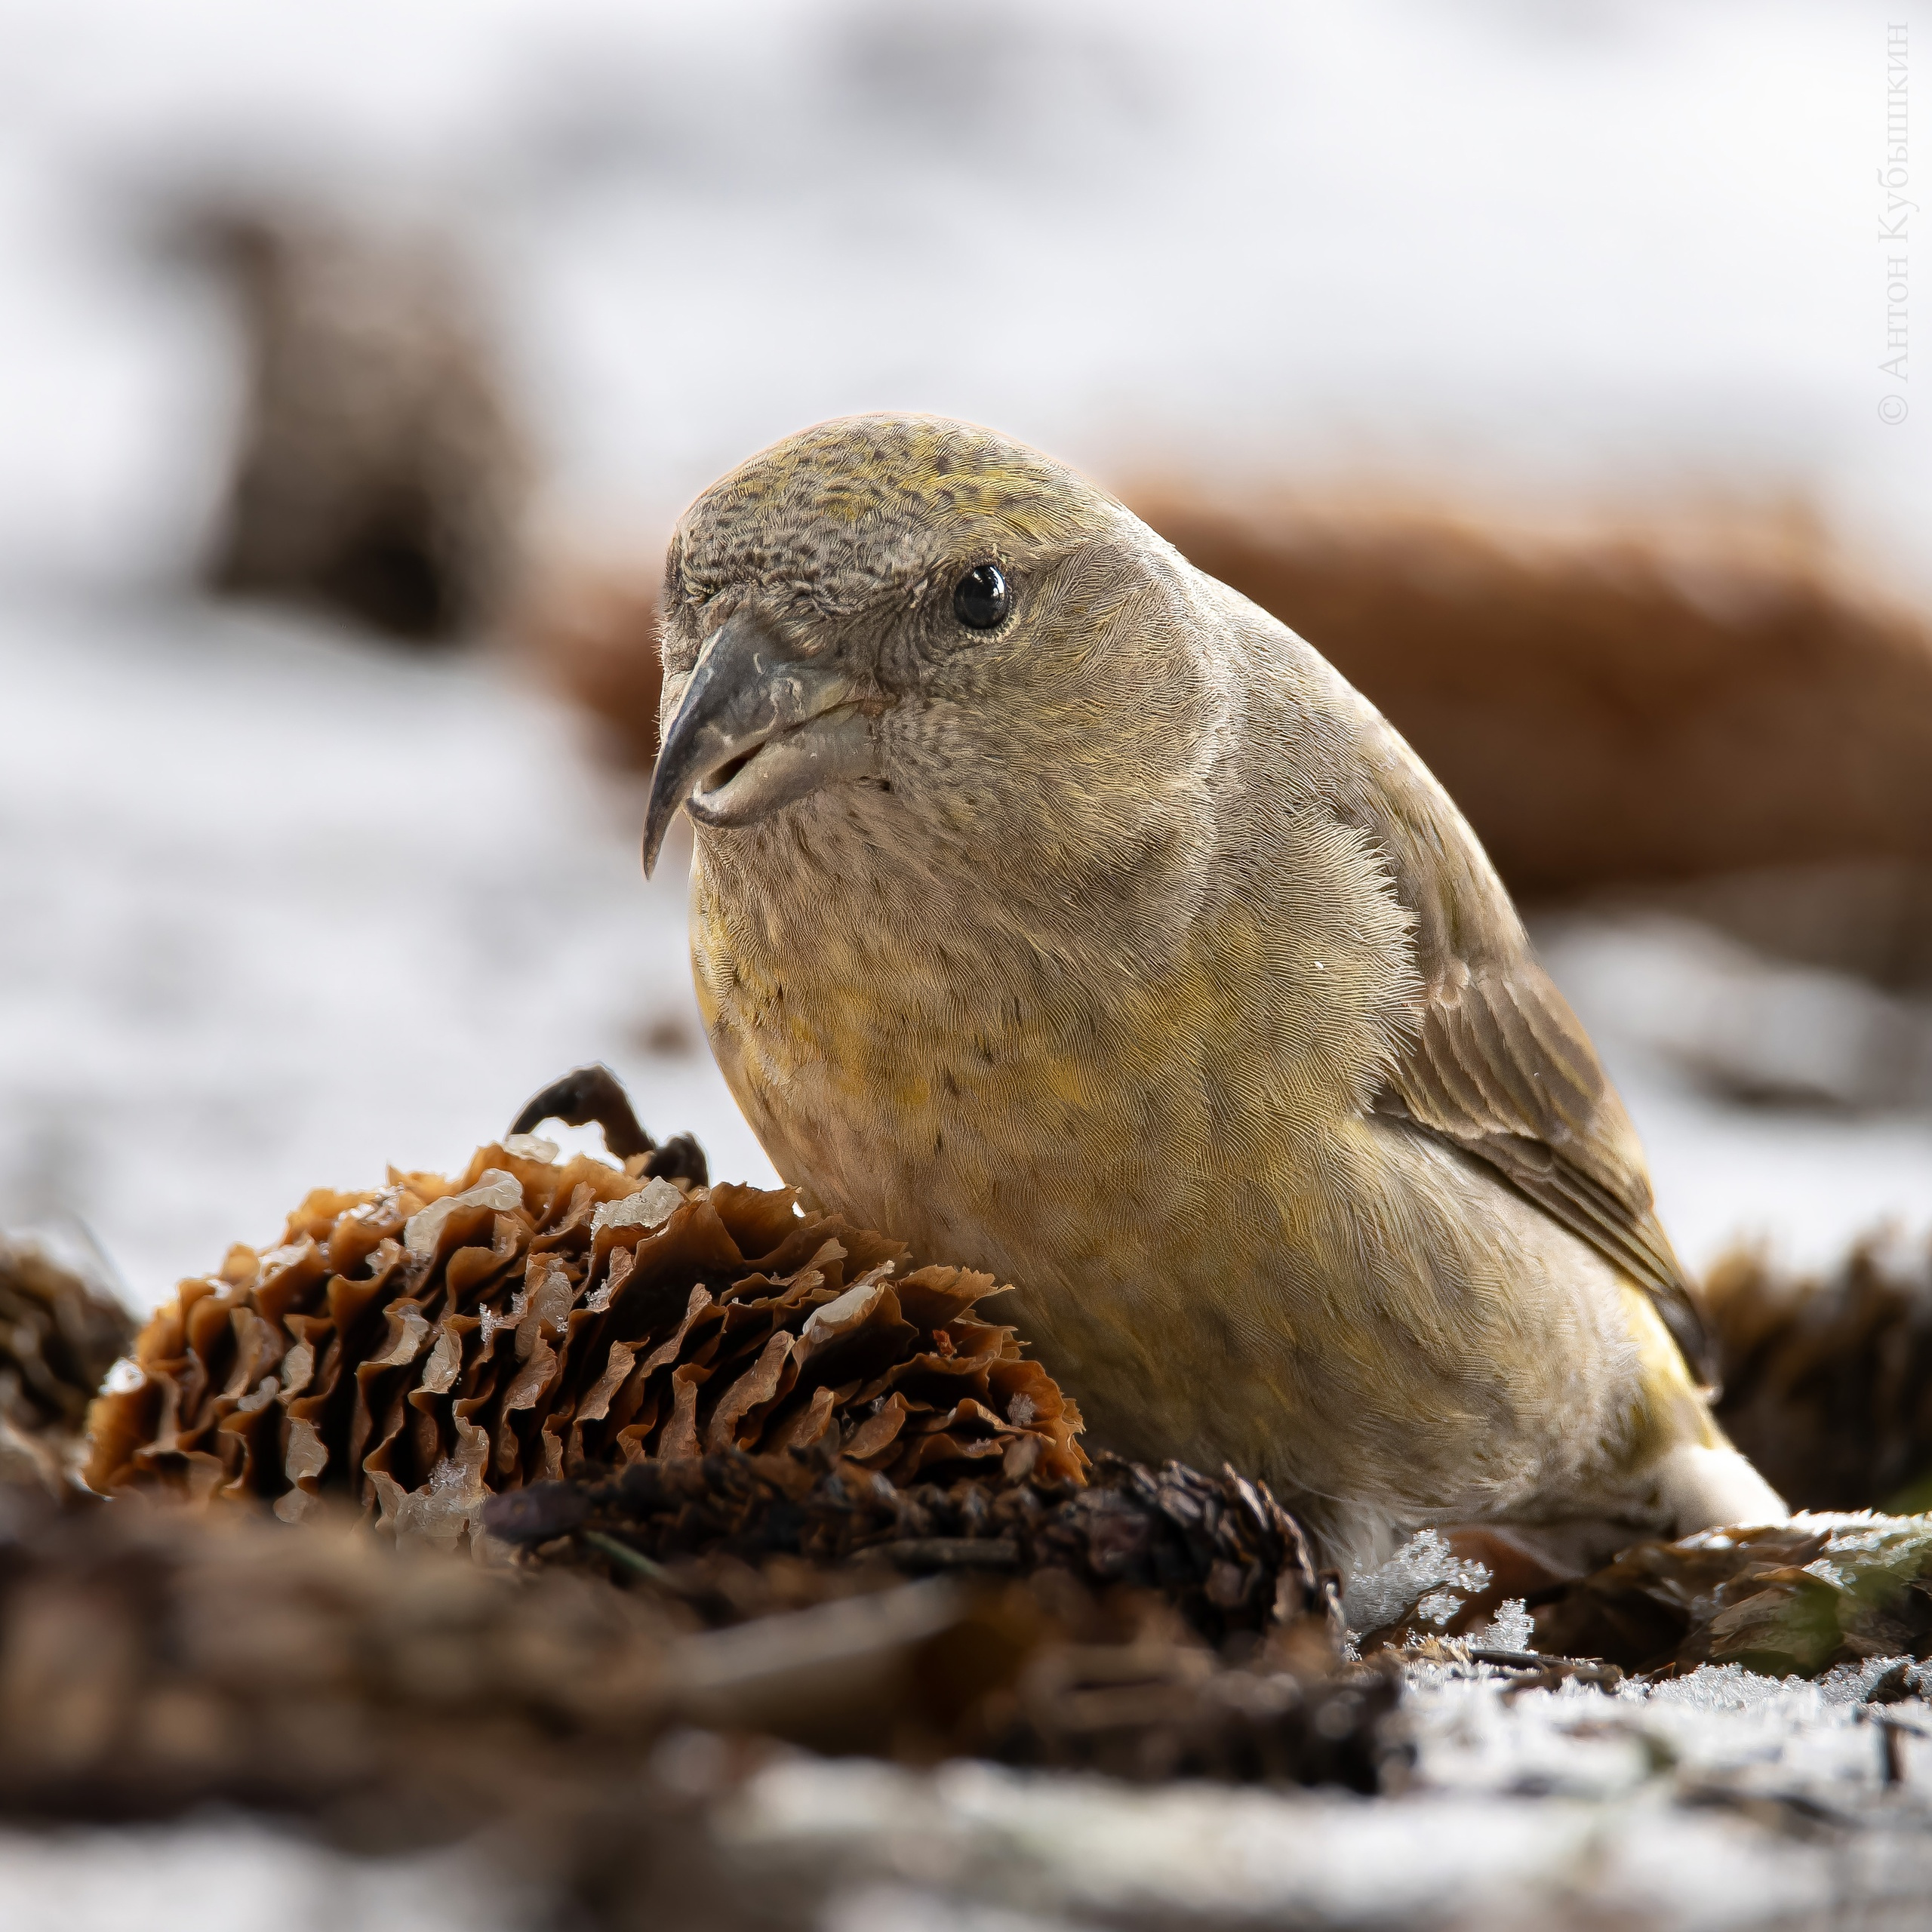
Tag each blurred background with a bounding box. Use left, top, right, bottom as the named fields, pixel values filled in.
left=1, top=0, right=1927, bottom=1310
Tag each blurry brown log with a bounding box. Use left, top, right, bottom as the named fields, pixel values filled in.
left=1132, top=490, right=1932, bottom=900
left=0, top=1491, right=673, bottom=1840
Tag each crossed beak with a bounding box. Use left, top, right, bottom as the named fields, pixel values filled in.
left=641, top=611, right=866, bottom=875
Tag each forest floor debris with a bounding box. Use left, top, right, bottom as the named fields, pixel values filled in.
left=5, top=1124, right=1932, bottom=1925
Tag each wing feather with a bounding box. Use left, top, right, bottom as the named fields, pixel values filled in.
left=1374, top=962, right=1715, bottom=1385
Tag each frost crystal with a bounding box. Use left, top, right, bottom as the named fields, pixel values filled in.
left=1471, top=1598, right=1536, bottom=1653
left=100, top=1356, right=145, bottom=1396
left=501, top=1133, right=559, bottom=1163
left=1648, top=1663, right=1789, bottom=1712
left=591, top=1177, right=682, bottom=1234
left=1342, top=1529, right=1492, bottom=1635
left=403, top=1170, right=524, bottom=1260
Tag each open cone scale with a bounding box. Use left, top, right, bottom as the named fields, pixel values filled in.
left=0, top=1238, right=135, bottom=1496
left=85, top=1140, right=1084, bottom=1543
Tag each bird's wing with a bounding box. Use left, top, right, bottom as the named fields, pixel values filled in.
left=1371, top=957, right=1715, bottom=1384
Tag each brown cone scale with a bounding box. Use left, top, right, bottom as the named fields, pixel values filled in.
left=85, top=1141, right=1085, bottom=1541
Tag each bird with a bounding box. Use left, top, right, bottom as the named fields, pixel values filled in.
left=641, top=413, right=1786, bottom=1576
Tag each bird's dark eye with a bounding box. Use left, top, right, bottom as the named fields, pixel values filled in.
left=952, top=562, right=1011, bottom=631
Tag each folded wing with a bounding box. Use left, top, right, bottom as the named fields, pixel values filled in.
left=1374, top=958, right=1714, bottom=1386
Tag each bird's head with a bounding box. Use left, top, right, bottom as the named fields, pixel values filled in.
left=643, top=414, right=1217, bottom=886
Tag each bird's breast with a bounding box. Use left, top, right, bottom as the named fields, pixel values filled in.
left=686, top=841, right=1368, bottom=1308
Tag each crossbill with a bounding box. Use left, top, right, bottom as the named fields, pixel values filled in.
left=642, top=414, right=1785, bottom=1574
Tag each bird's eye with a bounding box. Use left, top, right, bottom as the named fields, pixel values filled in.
left=952, top=562, right=1011, bottom=631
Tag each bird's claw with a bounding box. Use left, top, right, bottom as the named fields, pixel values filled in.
left=509, top=1063, right=708, bottom=1185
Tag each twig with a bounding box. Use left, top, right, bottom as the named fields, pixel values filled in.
left=583, top=1529, right=677, bottom=1585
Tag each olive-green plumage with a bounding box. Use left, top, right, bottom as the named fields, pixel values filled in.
left=645, top=414, right=1784, bottom=1574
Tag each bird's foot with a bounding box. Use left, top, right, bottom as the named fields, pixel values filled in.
left=509, top=1063, right=709, bottom=1186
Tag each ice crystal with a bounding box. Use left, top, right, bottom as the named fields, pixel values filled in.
left=1342, top=1530, right=1491, bottom=1635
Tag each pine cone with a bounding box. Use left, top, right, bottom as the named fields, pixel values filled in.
left=488, top=1448, right=1335, bottom=1650
left=85, top=1139, right=1084, bottom=1543
left=1707, top=1232, right=1932, bottom=1512
left=0, top=1238, right=136, bottom=1496
left=487, top=1450, right=1380, bottom=1789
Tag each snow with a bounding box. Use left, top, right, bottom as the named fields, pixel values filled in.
left=6, top=1666, right=1927, bottom=1930
left=1537, top=912, right=1932, bottom=1271
left=726, top=1709, right=1932, bottom=1929
left=1469, top=1598, right=1537, bottom=1654
left=0, top=1822, right=525, bottom=1932
left=0, top=595, right=780, bottom=1303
